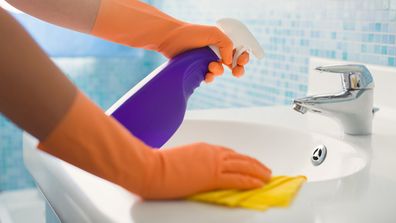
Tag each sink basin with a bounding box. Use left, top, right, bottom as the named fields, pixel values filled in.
left=23, top=111, right=369, bottom=222
left=164, top=120, right=367, bottom=182
left=20, top=59, right=395, bottom=222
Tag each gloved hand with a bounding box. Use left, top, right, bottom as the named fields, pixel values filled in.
left=205, top=52, right=250, bottom=83
left=146, top=142, right=271, bottom=199
left=38, top=91, right=271, bottom=199
left=91, top=0, right=250, bottom=83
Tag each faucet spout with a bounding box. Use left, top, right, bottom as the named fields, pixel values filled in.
left=292, top=64, right=376, bottom=135
left=293, top=91, right=354, bottom=114
left=292, top=103, right=308, bottom=114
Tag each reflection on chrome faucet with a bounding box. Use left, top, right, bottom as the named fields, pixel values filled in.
left=292, top=64, right=377, bottom=135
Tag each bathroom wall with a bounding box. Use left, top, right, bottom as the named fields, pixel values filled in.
left=152, top=0, right=396, bottom=109
left=1, top=0, right=395, bottom=190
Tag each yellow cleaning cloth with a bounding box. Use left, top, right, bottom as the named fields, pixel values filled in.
left=188, top=176, right=306, bottom=211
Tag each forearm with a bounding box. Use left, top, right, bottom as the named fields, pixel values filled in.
left=5, top=0, right=100, bottom=32
left=0, top=8, right=77, bottom=140
left=4, top=0, right=234, bottom=65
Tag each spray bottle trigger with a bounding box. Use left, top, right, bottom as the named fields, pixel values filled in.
left=216, top=18, right=264, bottom=68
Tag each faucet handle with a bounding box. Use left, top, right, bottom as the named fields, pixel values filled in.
left=316, top=64, right=374, bottom=90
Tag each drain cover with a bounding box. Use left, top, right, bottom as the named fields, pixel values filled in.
left=312, top=144, right=327, bottom=166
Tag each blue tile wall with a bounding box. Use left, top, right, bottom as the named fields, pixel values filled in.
left=1, top=0, right=395, bottom=190
left=152, top=0, right=396, bottom=109
left=0, top=116, right=34, bottom=190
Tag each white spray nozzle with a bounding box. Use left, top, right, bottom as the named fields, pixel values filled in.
left=209, top=18, right=264, bottom=68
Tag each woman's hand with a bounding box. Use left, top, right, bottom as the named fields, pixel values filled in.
left=157, top=23, right=251, bottom=83
left=5, top=0, right=251, bottom=83
left=141, top=142, right=271, bottom=199
left=90, top=0, right=251, bottom=83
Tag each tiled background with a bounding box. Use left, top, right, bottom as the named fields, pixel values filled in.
left=153, top=0, right=396, bottom=108
left=1, top=0, right=395, bottom=190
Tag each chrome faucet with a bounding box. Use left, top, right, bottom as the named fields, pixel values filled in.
left=292, top=64, right=377, bottom=135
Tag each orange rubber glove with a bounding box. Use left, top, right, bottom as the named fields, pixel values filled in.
left=91, top=0, right=250, bottom=83
left=38, top=91, right=271, bottom=199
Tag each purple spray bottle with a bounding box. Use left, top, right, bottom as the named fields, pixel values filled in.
left=106, top=18, right=264, bottom=148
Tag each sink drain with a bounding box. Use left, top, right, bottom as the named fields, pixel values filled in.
left=312, top=144, right=327, bottom=166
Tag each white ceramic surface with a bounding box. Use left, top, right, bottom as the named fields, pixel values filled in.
left=23, top=104, right=396, bottom=223
left=22, top=59, right=396, bottom=222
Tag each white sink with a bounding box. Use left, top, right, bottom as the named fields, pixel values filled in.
left=21, top=59, right=396, bottom=222
left=23, top=108, right=370, bottom=223
left=164, top=120, right=367, bottom=182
